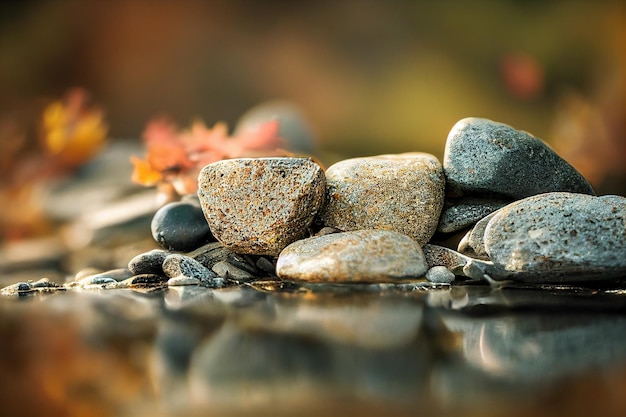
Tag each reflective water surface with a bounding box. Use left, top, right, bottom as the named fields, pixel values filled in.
left=1, top=281, right=626, bottom=417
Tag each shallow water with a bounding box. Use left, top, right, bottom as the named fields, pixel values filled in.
left=1, top=280, right=625, bottom=417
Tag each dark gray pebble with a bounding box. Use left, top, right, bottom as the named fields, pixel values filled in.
left=151, top=201, right=214, bottom=252
left=128, top=249, right=170, bottom=275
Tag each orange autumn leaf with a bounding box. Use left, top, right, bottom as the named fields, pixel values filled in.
left=130, top=156, right=163, bottom=186
left=131, top=117, right=286, bottom=195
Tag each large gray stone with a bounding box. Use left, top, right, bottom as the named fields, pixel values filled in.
left=276, top=230, right=428, bottom=282
left=198, top=158, right=325, bottom=256
left=484, top=192, right=626, bottom=281
left=443, top=118, right=595, bottom=199
left=319, top=153, right=445, bottom=246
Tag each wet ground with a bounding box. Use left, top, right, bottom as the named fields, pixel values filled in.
left=2, top=279, right=626, bottom=417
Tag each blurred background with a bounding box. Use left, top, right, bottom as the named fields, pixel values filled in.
left=0, top=0, right=624, bottom=244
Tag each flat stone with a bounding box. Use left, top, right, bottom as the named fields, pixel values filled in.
left=211, top=261, right=255, bottom=281
left=167, top=276, right=201, bottom=286
left=198, top=158, right=325, bottom=256
left=484, top=192, right=626, bottom=281
left=443, top=118, right=595, bottom=199
left=187, top=242, right=258, bottom=275
left=162, top=254, right=218, bottom=281
left=151, top=201, right=214, bottom=252
left=425, top=266, right=455, bottom=284
left=437, top=197, right=510, bottom=233
left=128, top=249, right=170, bottom=275
left=457, top=211, right=499, bottom=260
left=276, top=230, right=428, bottom=282
left=319, top=153, right=445, bottom=246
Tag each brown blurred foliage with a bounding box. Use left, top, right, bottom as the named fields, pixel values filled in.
left=0, top=0, right=624, bottom=195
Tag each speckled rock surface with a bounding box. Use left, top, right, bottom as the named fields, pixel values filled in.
left=484, top=192, right=626, bottom=281
left=198, top=158, right=325, bottom=256
left=457, top=211, right=499, bottom=260
left=162, top=254, right=218, bottom=281
left=276, top=230, right=428, bottom=282
left=319, top=153, right=445, bottom=246
left=443, top=118, right=595, bottom=200
left=437, top=197, right=509, bottom=233
left=128, top=249, right=170, bottom=275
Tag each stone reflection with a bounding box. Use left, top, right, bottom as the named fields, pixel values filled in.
left=443, top=313, right=626, bottom=382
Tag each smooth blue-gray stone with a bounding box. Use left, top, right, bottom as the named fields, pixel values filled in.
left=443, top=118, right=595, bottom=199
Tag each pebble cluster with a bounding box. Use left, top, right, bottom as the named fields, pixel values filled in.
left=2, top=117, right=624, bottom=296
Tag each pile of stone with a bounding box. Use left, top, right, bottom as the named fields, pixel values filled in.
left=3, top=117, right=625, bottom=296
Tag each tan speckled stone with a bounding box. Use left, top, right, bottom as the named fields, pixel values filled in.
left=198, top=158, right=325, bottom=256
left=276, top=230, right=428, bottom=282
left=319, top=153, right=445, bottom=245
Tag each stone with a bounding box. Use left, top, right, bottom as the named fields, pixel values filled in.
left=484, top=192, right=626, bottom=281
left=425, top=266, right=455, bottom=284
left=162, top=254, right=218, bottom=282
left=423, top=244, right=494, bottom=280
left=128, top=249, right=170, bottom=275
left=211, top=261, right=255, bottom=281
left=443, top=118, right=595, bottom=200
left=319, top=153, right=445, bottom=246
left=276, top=230, right=428, bottom=282
left=198, top=157, right=325, bottom=256
left=437, top=197, right=509, bottom=233
left=255, top=257, right=276, bottom=275
left=151, top=201, right=214, bottom=252
left=187, top=242, right=259, bottom=275
left=167, top=276, right=201, bottom=286
left=457, top=211, right=499, bottom=260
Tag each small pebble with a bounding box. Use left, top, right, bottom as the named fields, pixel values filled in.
left=167, top=276, right=201, bottom=286
left=128, top=249, right=170, bottom=275
left=425, top=266, right=455, bottom=284
left=457, top=211, right=499, bottom=260
left=255, top=257, right=276, bottom=275
left=198, top=157, right=326, bottom=256
left=162, top=254, right=218, bottom=281
left=277, top=230, right=428, bottom=282
left=212, top=261, right=255, bottom=281
left=151, top=201, right=214, bottom=252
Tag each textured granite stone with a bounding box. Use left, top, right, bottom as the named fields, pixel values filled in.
left=319, top=153, right=445, bottom=246
left=484, top=192, right=626, bottom=281
left=276, top=230, right=428, bottom=282
left=443, top=118, right=595, bottom=199
left=198, top=158, right=325, bottom=256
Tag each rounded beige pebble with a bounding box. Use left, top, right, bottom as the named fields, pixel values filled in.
left=319, top=153, right=445, bottom=246
left=276, top=229, right=428, bottom=282
left=198, top=157, right=325, bottom=256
